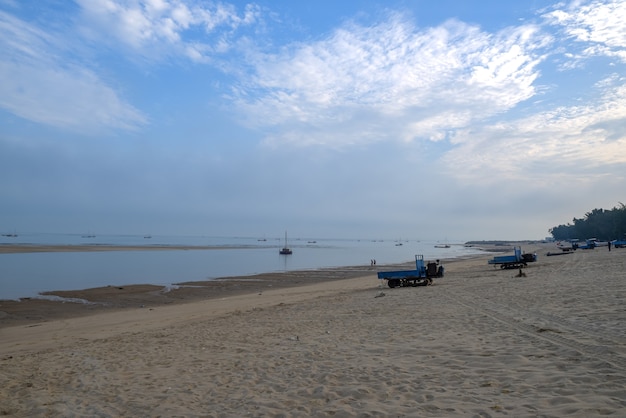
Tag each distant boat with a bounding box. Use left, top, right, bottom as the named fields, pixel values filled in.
left=556, top=241, right=574, bottom=251
left=279, top=231, right=292, bottom=255
left=434, top=244, right=450, bottom=248
left=144, top=234, right=152, bottom=239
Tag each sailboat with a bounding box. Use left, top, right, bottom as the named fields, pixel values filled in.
left=279, top=231, right=292, bottom=255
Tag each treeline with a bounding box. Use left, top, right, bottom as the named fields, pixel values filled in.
left=549, top=203, right=626, bottom=241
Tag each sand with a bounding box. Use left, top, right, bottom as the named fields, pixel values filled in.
left=1, top=243, right=625, bottom=417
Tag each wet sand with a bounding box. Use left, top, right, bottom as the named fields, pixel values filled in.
left=0, top=265, right=382, bottom=328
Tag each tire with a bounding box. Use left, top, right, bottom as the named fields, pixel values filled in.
left=388, top=279, right=400, bottom=288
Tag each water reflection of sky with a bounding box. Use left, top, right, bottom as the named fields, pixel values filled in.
left=0, top=236, right=486, bottom=300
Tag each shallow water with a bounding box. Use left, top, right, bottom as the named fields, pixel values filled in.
left=0, top=234, right=485, bottom=299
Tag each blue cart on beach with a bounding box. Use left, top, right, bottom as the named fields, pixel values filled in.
left=612, top=239, right=626, bottom=248
left=488, top=246, right=537, bottom=269
left=377, top=255, right=444, bottom=288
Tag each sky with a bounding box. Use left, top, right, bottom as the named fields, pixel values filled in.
left=1, top=0, right=625, bottom=241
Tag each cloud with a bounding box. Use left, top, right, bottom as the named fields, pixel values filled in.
left=0, top=10, right=146, bottom=132
left=229, top=3, right=624, bottom=190
left=543, top=0, right=626, bottom=63
left=442, top=74, right=626, bottom=183
left=233, top=14, right=550, bottom=148
left=75, top=0, right=262, bottom=62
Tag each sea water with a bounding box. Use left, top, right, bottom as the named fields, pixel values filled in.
left=0, top=233, right=486, bottom=300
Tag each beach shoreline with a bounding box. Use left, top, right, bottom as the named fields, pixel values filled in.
left=0, top=242, right=518, bottom=327
left=0, top=264, right=383, bottom=328
left=2, top=242, right=625, bottom=416
left=0, top=242, right=530, bottom=345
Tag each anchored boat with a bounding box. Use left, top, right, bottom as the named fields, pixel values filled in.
left=279, top=231, right=292, bottom=255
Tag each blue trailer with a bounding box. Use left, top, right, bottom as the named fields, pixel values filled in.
left=488, top=246, right=537, bottom=269
left=377, top=255, right=444, bottom=288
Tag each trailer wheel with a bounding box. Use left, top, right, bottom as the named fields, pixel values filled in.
left=388, top=279, right=400, bottom=288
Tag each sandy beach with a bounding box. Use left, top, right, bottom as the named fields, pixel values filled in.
left=1, top=243, right=625, bottom=417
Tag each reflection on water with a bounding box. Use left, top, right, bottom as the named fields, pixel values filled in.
left=0, top=234, right=486, bottom=300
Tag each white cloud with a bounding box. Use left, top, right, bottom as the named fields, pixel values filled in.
left=230, top=3, right=624, bottom=203
left=234, top=14, right=549, bottom=148
left=75, top=0, right=262, bottom=62
left=543, top=0, right=626, bottom=62
left=442, top=75, right=626, bottom=183
left=0, top=62, right=147, bottom=132
left=0, top=10, right=146, bottom=132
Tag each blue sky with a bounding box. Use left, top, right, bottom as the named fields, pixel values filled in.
left=1, top=0, right=625, bottom=241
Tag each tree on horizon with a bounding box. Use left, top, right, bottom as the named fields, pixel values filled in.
left=549, top=203, right=626, bottom=241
